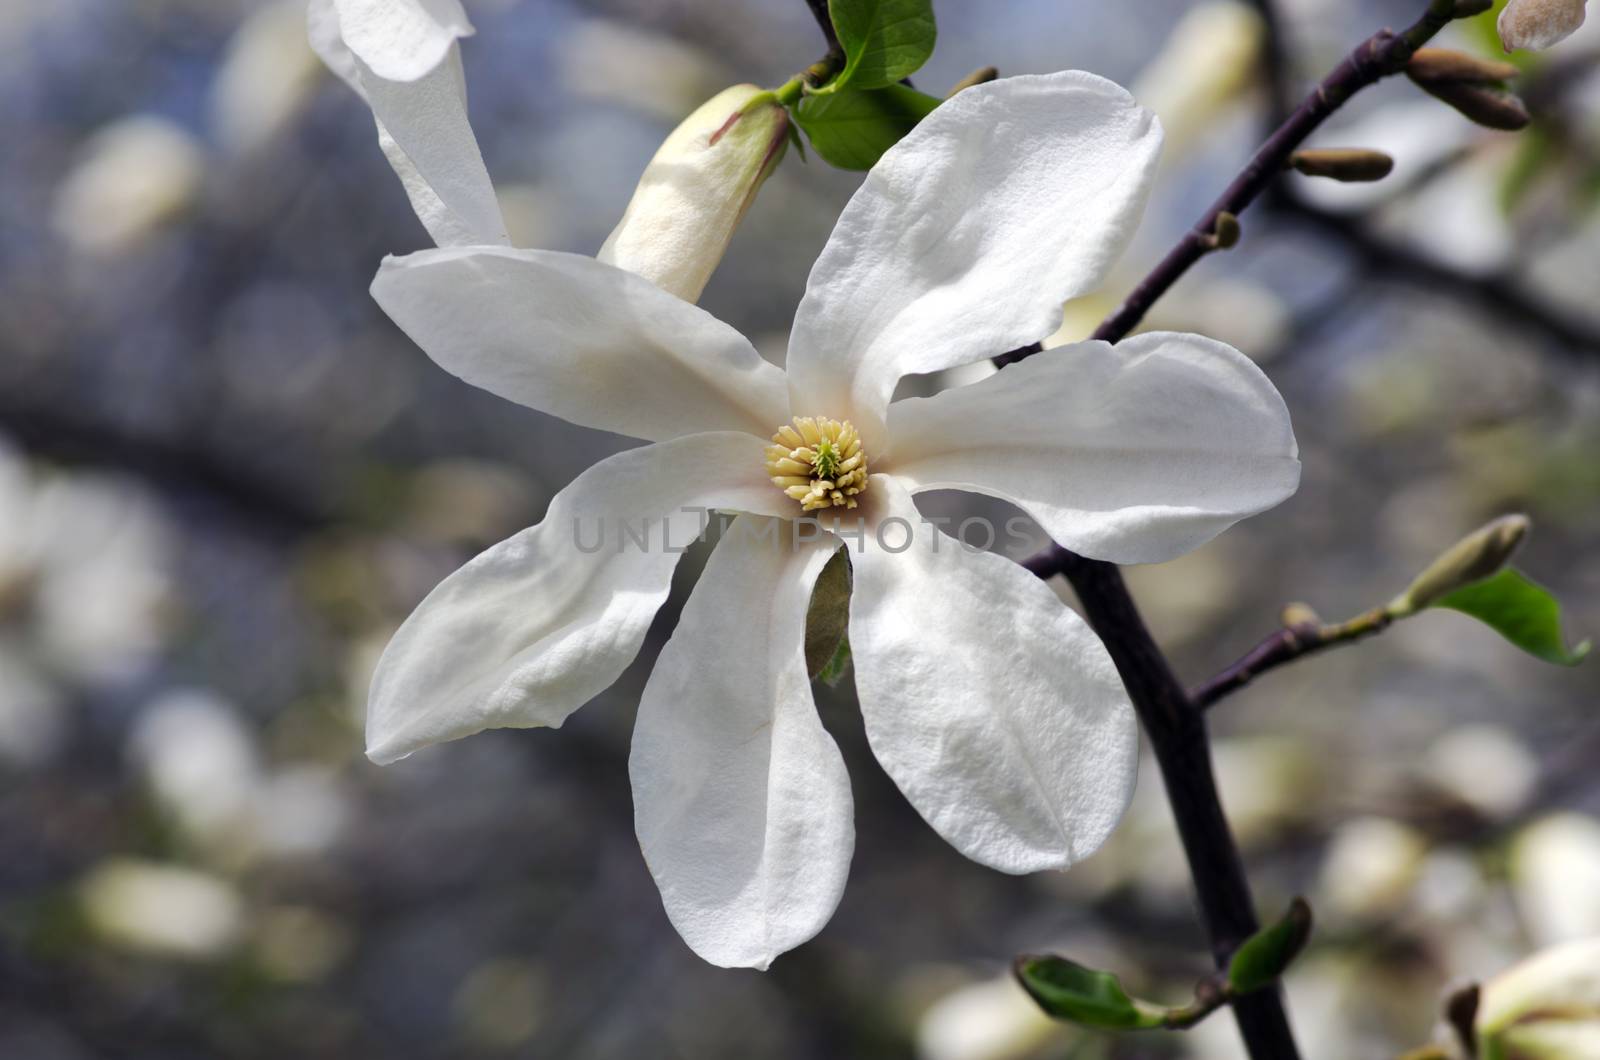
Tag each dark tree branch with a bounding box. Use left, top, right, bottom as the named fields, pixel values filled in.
left=801, top=0, right=841, bottom=54
left=1046, top=553, right=1304, bottom=1056
left=1014, top=6, right=1483, bottom=1057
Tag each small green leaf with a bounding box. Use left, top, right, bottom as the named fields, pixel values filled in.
left=823, top=0, right=937, bottom=93
left=816, top=636, right=852, bottom=686
left=1228, top=898, right=1313, bottom=995
left=794, top=84, right=941, bottom=170
left=1013, top=956, right=1165, bottom=1030
left=1433, top=568, right=1590, bottom=666
left=804, top=549, right=852, bottom=678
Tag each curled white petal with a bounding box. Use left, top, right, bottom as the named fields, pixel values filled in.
left=366, top=433, right=793, bottom=764
left=331, top=0, right=473, bottom=82
left=845, top=477, right=1138, bottom=873
left=785, top=71, right=1162, bottom=450
left=631, top=519, right=853, bottom=969
left=883, top=332, right=1300, bottom=564
left=371, top=247, right=791, bottom=442
left=308, top=0, right=506, bottom=247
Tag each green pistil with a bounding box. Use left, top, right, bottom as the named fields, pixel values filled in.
left=812, top=439, right=841, bottom=481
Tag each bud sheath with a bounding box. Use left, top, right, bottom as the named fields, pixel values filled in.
left=598, top=85, right=789, bottom=303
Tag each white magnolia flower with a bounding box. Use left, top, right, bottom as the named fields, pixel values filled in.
left=362, top=71, right=1301, bottom=968
left=1499, top=0, right=1588, bottom=51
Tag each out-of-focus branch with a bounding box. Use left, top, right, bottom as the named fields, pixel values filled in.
left=0, top=397, right=331, bottom=534
left=1244, top=0, right=1294, bottom=125
left=1273, top=190, right=1600, bottom=355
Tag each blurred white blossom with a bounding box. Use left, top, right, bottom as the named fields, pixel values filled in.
left=129, top=690, right=259, bottom=846
left=1512, top=813, right=1600, bottom=946
left=79, top=860, right=244, bottom=960
left=52, top=116, right=205, bottom=257
left=1318, top=816, right=1428, bottom=922
left=915, top=975, right=1061, bottom=1060
left=211, top=0, right=323, bottom=156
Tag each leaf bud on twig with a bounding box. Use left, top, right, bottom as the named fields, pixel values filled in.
left=1288, top=147, right=1396, bottom=182
left=1390, top=514, right=1530, bottom=616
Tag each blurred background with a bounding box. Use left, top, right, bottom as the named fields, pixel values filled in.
left=0, top=0, right=1596, bottom=1057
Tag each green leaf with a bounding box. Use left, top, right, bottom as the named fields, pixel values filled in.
left=794, top=84, right=941, bottom=170
left=1228, top=898, right=1313, bottom=995
left=816, top=636, right=852, bottom=686
left=1433, top=568, right=1590, bottom=666
left=804, top=549, right=852, bottom=678
left=1013, top=956, right=1165, bottom=1030
left=823, top=0, right=936, bottom=93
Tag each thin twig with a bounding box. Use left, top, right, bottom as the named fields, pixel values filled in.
left=1084, top=0, right=1456, bottom=347
left=1189, top=607, right=1394, bottom=710
left=998, top=1, right=1461, bottom=372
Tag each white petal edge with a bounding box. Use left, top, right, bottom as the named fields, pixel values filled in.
left=785, top=71, right=1163, bottom=452
left=308, top=0, right=507, bottom=247
left=844, top=476, right=1138, bottom=873
left=882, top=332, right=1301, bottom=565
left=631, top=517, right=853, bottom=969
left=366, top=432, right=794, bottom=764
left=331, top=0, right=472, bottom=82
left=371, top=247, right=791, bottom=442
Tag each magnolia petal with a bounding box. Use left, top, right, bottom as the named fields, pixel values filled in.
left=366, top=432, right=793, bottom=764
left=631, top=518, right=853, bottom=969
left=308, top=0, right=507, bottom=247
left=883, top=333, right=1300, bottom=564
left=331, top=0, right=472, bottom=83
left=372, top=247, right=791, bottom=442
left=846, top=477, right=1137, bottom=873
left=785, top=72, right=1162, bottom=451
left=1498, top=0, right=1587, bottom=51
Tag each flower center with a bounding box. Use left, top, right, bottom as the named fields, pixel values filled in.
left=765, top=417, right=869, bottom=511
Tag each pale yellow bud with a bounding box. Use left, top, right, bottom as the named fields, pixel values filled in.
left=1477, top=937, right=1600, bottom=1059
left=597, top=84, right=789, bottom=303
left=1390, top=514, right=1529, bottom=616
left=1498, top=0, right=1588, bottom=52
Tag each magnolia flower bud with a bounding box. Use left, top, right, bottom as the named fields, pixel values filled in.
left=1407, top=49, right=1521, bottom=86
left=1406, top=48, right=1533, bottom=131
left=1498, top=0, right=1588, bottom=52
left=1476, top=937, right=1600, bottom=1059
left=597, top=84, right=789, bottom=304
left=1390, top=513, right=1530, bottom=615
left=1289, top=148, right=1396, bottom=182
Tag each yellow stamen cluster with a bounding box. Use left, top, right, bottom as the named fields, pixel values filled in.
left=765, top=417, right=869, bottom=511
